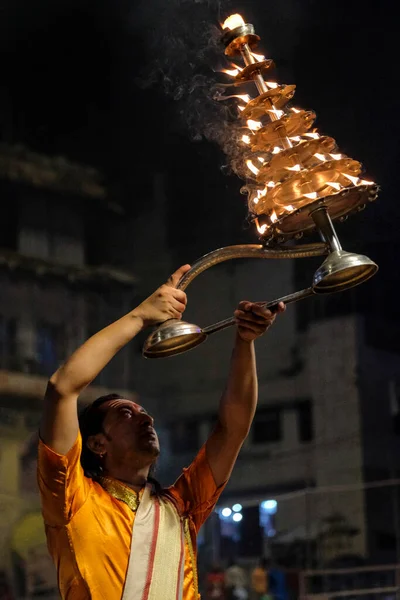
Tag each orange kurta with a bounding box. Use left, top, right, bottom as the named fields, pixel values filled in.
left=37, top=434, right=224, bottom=600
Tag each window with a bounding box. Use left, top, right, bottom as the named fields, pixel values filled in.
left=84, top=207, right=116, bottom=267
left=252, top=407, right=282, bottom=444
left=169, top=420, right=199, bottom=454
left=0, top=315, right=17, bottom=369
left=237, top=505, right=263, bottom=557
left=389, top=380, right=400, bottom=435
left=36, top=322, right=65, bottom=376
left=260, top=499, right=277, bottom=537
left=18, top=193, right=84, bottom=265
left=296, top=400, right=314, bottom=442
left=375, top=531, right=396, bottom=551
left=0, top=196, right=18, bottom=251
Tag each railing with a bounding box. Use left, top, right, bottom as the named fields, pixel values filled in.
left=0, top=368, right=139, bottom=404
left=299, top=564, right=400, bottom=600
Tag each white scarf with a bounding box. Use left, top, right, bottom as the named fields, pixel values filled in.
left=121, top=484, right=185, bottom=600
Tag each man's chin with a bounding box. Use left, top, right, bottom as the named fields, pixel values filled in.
left=141, top=441, right=160, bottom=458
left=150, top=445, right=160, bottom=458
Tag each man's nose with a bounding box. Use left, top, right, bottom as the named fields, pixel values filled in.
left=140, top=413, right=153, bottom=426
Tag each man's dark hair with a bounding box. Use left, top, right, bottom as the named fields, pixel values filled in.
left=79, top=393, right=122, bottom=478
left=78, top=393, right=161, bottom=492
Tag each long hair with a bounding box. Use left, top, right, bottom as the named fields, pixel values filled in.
left=78, top=393, right=161, bottom=493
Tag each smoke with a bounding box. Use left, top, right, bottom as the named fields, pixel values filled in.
left=130, top=0, right=250, bottom=178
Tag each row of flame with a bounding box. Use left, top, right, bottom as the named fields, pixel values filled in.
left=219, top=15, right=374, bottom=235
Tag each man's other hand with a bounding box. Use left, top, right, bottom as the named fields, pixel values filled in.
left=234, top=301, right=286, bottom=342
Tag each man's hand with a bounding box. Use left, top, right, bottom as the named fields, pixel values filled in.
left=234, top=300, right=286, bottom=342
left=132, top=264, right=191, bottom=327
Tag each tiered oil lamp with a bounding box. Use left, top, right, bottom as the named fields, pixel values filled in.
left=143, top=13, right=378, bottom=358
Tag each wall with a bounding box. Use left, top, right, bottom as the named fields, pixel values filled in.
left=305, top=315, right=366, bottom=559
left=18, top=192, right=85, bottom=266
left=357, top=320, right=400, bottom=562
left=128, top=172, right=298, bottom=401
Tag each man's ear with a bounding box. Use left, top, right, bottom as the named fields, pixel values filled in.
left=86, top=433, right=107, bottom=457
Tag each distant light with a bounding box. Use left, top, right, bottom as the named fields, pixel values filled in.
left=222, top=508, right=232, bottom=518
left=261, top=499, right=277, bottom=514
left=232, top=503, right=242, bottom=512
left=233, top=513, right=243, bottom=522
left=267, top=528, right=276, bottom=537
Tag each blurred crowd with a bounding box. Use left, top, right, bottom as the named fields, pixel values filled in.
left=204, top=557, right=295, bottom=600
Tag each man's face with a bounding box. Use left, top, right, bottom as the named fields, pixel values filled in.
left=99, top=399, right=160, bottom=462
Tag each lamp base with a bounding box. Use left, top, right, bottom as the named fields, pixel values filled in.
left=313, top=249, right=378, bottom=293
left=142, top=319, right=207, bottom=359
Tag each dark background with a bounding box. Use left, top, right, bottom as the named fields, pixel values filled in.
left=0, top=0, right=397, bottom=275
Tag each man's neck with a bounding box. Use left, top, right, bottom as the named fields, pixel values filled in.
left=104, top=465, right=151, bottom=492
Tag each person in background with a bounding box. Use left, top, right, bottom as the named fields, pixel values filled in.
left=250, top=557, right=270, bottom=600
left=206, top=563, right=226, bottom=599
left=268, top=560, right=289, bottom=600
left=225, top=558, right=248, bottom=600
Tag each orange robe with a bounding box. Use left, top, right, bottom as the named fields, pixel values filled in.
left=37, top=434, right=225, bottom=600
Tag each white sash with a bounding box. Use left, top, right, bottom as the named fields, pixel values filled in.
left=121, top=484, right=185, bottom=600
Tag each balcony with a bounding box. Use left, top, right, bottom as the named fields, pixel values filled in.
left=0, top=142, right=106, bottom=200
left=0, top=248, right=136, bottom=288
left=0, top=240, right=140, bottom=394
left=0, top=367, right=138, bottom=404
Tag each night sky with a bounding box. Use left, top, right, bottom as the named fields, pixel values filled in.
left=0, top=0, right=397, bottom=279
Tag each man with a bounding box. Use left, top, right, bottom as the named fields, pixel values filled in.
left=250, top=558, right=270, bottom=600
left=225, top=558, right=248, bottom=600
left=206, top=563, right=226, bottom=599
left=38, top=264, right=285, bottom=600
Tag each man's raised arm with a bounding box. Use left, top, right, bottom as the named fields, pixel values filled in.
left=40, top=265, right=190, bottom=455
left=205, top=300, right=285, bottom=487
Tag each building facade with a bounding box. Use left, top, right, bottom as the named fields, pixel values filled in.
left=0, top=145, right=139, bottom=598
left=0, top=149, right=399, bottom=597
left=126, top=172, right=400, bottom=572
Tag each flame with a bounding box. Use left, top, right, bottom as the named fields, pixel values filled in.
left=291, top=107, right=301, bottom=114
left=360, top=179, right=375, bottom=186
left=272, top=146, right=282, bottom=154
left=266, top=81, right=279, bottom=89
left=246, top=160, right=259, bottom=175
left=257, top=222, right=268, bottom=234
left=286, top=164, right=301, bottom=171
left=303, top=192, right=318, bottom=200
left=330, top=153, right=342, bottom=160
left=314, top=153, right=326, bottom=161
left=222, top=67, right=242, bottom=77
left=343, top=173, right=359, bottom=186
left=326, top=181, right=341, bottom=191
left=241, top=135, right=251, bottom=144
left=253, top=188, right=267, bottom=204
left=222, top=14, right=245, bottom=30
left=268, top=108, right=284, bottom=119
left=247, top=119, right=262, bottom=131
left=257, top=157, right=265, bottom=163
left=270, top=211, right=278, bottom=223
left=251, top=51, right=266, bottom=61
